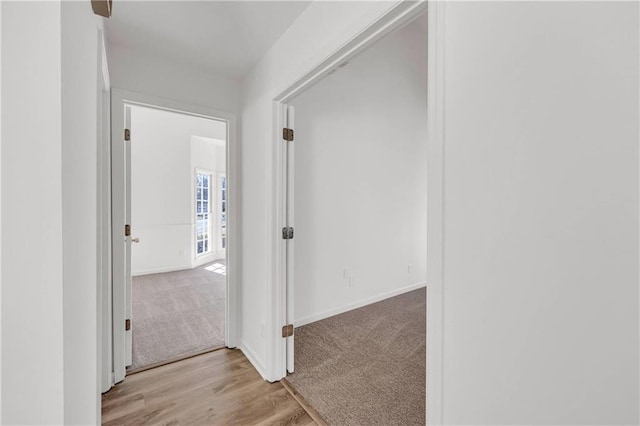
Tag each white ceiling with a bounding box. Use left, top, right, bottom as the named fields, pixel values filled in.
left=106, top=1, right=312, bottom=79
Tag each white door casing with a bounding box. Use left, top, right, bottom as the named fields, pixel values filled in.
left=111, top=99, right=131, bottom=383
left=124, top=106, right=133, bottom=367
left=110, top=88, right=239, bottom=384
left=268, top=5, right=441, bottom=426
left=285, top=104, right=295, bottom=374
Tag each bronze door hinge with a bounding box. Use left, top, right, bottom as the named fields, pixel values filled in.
left=282, top=324, right=294, bottom=338
left=283, top=128, right=294, bottom=142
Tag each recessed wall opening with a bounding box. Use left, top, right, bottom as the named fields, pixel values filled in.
left=124, top=105, right=228, bottom=372
left=279, top=10, right=428, bottom=425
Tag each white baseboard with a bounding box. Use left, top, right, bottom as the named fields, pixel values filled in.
left=132, top=264, right=191, bottom=277
left=192, top=252, right=225, bottom=269
left=132, top=259, right=224, bottom=277
left=238, top=338, right=268, bottom=381
left=294, top=282, right=427, bottom=327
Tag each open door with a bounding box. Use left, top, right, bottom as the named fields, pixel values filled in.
left=124, top=107, right=133, bottom=368
left=285, top=104, right=295, bottom=374
left=112, top=102, right=133, bottom=383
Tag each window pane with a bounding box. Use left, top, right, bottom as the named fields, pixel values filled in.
left=204, top=240, right=209, bottom=252
left=222, top=176, right=226, bottom=189
left=222, top=201, right=226, bottom=213
left=221, top=213, right=226, bottom=226
left=203, top=201, right=208, bottom=213
left=222, top=189, right=226, bottom=202
left=203, top=175, right=209, bottom=187
left=197, top=174, right=203, bottom=186
left=197, top=215, right=204, bottom=237
left=197, top=201, right=202, bottom=214
left=197, top=240, right=203, bottom=254
left=222, top=237, right=226, bottom=249
left=203, top=188, right=208, bottom=201
left=197, top=187, right=202, bottom=200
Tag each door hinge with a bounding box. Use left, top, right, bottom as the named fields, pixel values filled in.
left=282, top=324, right=294, bottom=338
left=282, top=227, right=294, bottom=240
left=125, top=224, right=131, bottom=237
left=125, top=319, right=131, bottom=331
left=283, top=127, right=294, bottom=142
left=124, top=128, right=131, bottom=141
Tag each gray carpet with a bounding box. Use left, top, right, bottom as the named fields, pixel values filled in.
left=130, top=261, right=226, bottom=370
left=286, top=288, right=426, bottom=426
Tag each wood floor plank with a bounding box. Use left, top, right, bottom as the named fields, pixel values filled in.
left=102, top=348, right=316, bottom=426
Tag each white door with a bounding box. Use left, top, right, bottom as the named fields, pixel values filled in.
left=112, top=102, right=133, bottom=383
left=124, top=106, right=133, bottom=367
left=285, top=104, right=295, bottom=374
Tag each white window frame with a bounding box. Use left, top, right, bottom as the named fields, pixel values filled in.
left=195, top=169, right=214, bottom=257
left=218, top=173, right=227, bottom=251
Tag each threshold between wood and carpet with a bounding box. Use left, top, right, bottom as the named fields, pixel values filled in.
left=126, top=345, right=226, bottom=375
left=282, top=378, right=329, bottom=426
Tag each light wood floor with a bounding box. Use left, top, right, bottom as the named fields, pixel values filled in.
left=102, top=348, right=315, bottom=425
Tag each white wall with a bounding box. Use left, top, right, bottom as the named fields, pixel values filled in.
left=290, top=18, right=427, bottom=325
left=0, top=1, right=3, bottom=420
left=243, top=1, right=640, bottom=423
left=240, top=1, right=398, bottom=380
left=130, top=106, right=226, bottom=276
left=1, top=2, right=65, bottom=423
left=107, top=43, right=241, bottom=115
left=61, top=2, right=105, bottom=424
left=2, top=2, right=106, bottom=423
left=440, top=2, right=639, bottom=424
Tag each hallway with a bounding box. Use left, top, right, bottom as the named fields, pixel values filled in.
left=103, top=349, right=315, bottom=425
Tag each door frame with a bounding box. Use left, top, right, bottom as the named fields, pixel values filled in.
left=98, top=29, right=112, bottom=394
left=267, top=1, right=444, bottom=424
left=109, top=88, right=239, bottom=385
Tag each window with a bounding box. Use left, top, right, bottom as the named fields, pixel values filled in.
left=196, top=172, right=212, bottom=255
left=220, top=175, right=226, bottom=250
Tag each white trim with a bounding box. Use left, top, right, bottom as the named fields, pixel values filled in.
left=132, top=265, right=199, bottom=277
left=97, top=28, right=113, bottom=395
left=100, top=32, right=110, bottom=92
left=426, top=2, right=445, bottom=424
left=217, top=172, right=227, bottom=254
left=0, top=2, right=4, bottom=420
left=274, top=2, right=425, bottom=104
left=265, top=100, right=288, bottom=382
left=267, top=2, right=443, bottom=425
left=238, top=339, right=268, bottom=381
left=110, top=88, right=239, bottom=384
left=295, top=283, right=427, bottom=328
left=637, top=4, right=640, bottom=425
left=285, top=105, right=295, bottom=374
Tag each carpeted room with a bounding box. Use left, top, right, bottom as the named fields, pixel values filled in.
left=128, top=105, right=229, bottom=372
left=282, top=12, right=427, bottom=425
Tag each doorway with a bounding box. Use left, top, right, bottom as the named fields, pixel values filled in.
left=276, top=7, right=428, bottom=425
left=128, top=105, right=227, bottom=372
left=107, top=90, right=238, bottom=386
